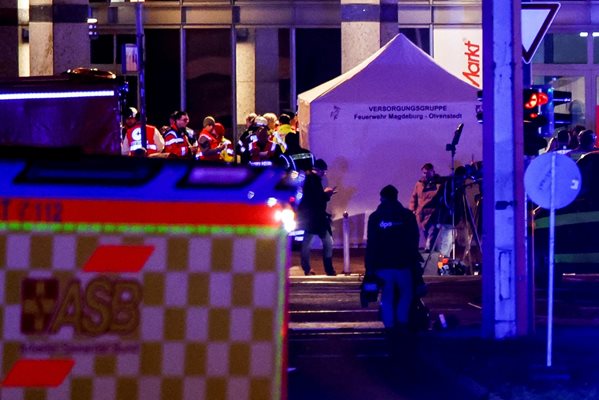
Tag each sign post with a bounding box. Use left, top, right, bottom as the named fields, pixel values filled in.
left=524, top=152, right=581, bottom=367
left=133, top=0, right=147, bottom=150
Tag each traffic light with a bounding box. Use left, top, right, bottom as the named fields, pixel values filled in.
left=526, top=85, right=573, bottom=137
left=475, top=87, right=573, bottom=156
left=523, top=87, right=549, bottom=131
left=523, top=87, right=550, bottom=156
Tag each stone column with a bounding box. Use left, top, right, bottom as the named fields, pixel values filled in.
left=0, top=0, right=19, bottom=77
left=341, top=0, right=397, bottom=73
left=236, top=28, right=257, bottom=127
left=481, top=0, right=529, bottom=338
left=379, top=0, right=398, bottom=48
left=254, top=27, right=279, bottom=114
left=29, top=0, right=89, bottom=76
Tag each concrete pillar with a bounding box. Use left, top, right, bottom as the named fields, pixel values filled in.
left=29, top=0, right=89, bottom=76
left=340, top=0, right=398, bottom=73
left=236, top=28, right=257, bottom=127
left=254, top=28, right=279, bottom=114
left=379, top=0, right=398, bottom=47
left=482, top=0, right=529, bottom=338
left=0, top=0, right=19, bottom=77
left=236, top=27, right=279, bottom=124
left=18, top=0, right=30, bottom=77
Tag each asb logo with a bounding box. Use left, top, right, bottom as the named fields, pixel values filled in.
left=21, top=277, right=142, bottom=337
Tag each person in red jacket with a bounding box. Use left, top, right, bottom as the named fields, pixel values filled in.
left=249, top=125, right=278, bottom=166
left=121, top=108, right=165, bottom=157
left=214, top=122, right=235, bottom=163
left=163, top=111, right=192, bottom=158
left=197, top=116, right=226, bottom=161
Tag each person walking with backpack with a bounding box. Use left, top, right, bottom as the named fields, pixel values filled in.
left=366, top=184, right=422, bottom=335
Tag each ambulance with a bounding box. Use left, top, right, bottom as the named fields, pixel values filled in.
left=0, top=149, right=298, bottom=400
left=0, top=68, right=125, bottom=154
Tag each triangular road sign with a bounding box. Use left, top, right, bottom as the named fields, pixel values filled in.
left=522, top=2, right=560, bottom=64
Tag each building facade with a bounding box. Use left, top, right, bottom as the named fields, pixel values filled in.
left=4, top=0, right=599, bottom=136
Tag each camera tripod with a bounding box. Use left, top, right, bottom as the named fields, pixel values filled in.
left=422, top=178, right=482, bottom=274
left=421, top=123, right=483, bottom=274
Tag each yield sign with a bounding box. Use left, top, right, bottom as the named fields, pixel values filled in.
left=522, top=2, right=561, bottom=64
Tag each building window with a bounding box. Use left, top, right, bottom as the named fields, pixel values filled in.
left=399, top=28, right=430, bottom=55
left=145, top=29, right=181, bottom=127
left=533, top=75, right=586, bottom=129
left=185, top=29, right=231, bottom=129
left=533, top=33, right=587, bottom=64
left=296, top=28, right=341, bottom=95
left=90, top=34, right=114, bottom=64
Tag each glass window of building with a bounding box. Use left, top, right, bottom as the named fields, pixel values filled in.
left=533, top=33, right=587, bottom=64
left=399, top=28, right=430, bottom=55
left=145, top=29, right=181, bottom=127
left=185, top=29, right=231, bottom=130
left=296, top=28, right=341, bottom=95
left=91, top=35, right=114, bottom=64
left=533, top=75, right=586, bottom=129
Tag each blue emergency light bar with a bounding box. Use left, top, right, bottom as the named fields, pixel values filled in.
left=0, top=90, right=116, bottom=101
left=2, top=151, right=300, bottom=204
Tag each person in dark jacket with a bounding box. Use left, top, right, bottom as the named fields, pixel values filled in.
left=298, top=159, right=337, bottom=276
left=236, top=113, right=260, bottom=164
left=366, top=184, right=422, bottom=331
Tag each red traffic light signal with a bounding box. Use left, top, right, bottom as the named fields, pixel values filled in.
left=523, top=88, right=549, bottom=127
left=524, top=91, right=549, bottom=109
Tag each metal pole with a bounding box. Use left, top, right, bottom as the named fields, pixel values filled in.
left=451, top=150, right=456, bottom=260
left=546, top=152, right=556, bottom=367
left=230, top=1, right=238, bottom=146
left=343, top=211, right=350, bottom=275
left=135, top=0, right=147, bottom=150
left=290, top=28, right=297, bottom=112
left=180, top=27, right=186, bottom=110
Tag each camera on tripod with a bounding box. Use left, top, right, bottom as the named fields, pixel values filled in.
left=423, top=123, right=483, bottom=275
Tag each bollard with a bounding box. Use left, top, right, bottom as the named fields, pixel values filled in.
left=343, top=211, right=350, bottom=275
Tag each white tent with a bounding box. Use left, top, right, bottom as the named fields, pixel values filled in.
left=297, top=33, right=482, bottom=244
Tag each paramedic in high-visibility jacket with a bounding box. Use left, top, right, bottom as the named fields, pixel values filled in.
left=163, top=111, right=193, bottom=158
left=197, top=117, right=227, bottom=161
left=365, top=184, right=422, bottom=333
left=122, top=107, right=165, bottom=157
